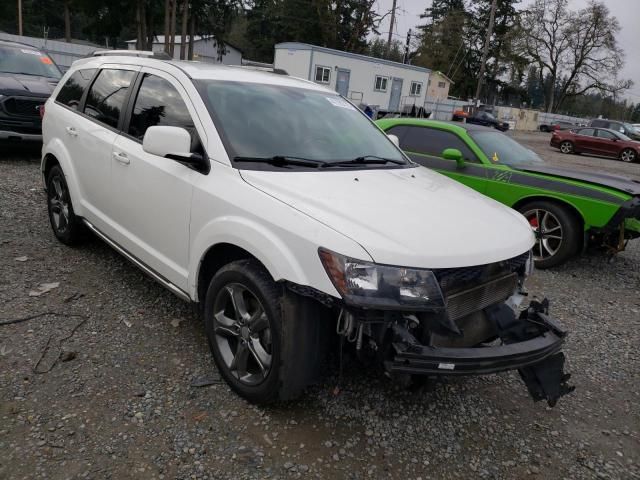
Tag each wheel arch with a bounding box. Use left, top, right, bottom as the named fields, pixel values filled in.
left=513, top=195, right=585, bottom=226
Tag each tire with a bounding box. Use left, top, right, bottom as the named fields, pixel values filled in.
left=559, top=141, right=573, bottom=154
left=518, top=200, right=581, bottom=269
left=203, top=259, right=326, bottom=404
left=46, top=165, right=85, bottom=245
left=620, top=148, right=637, bottom=163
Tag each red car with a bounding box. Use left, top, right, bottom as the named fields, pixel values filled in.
left=550, top=127, right=640, bottom=163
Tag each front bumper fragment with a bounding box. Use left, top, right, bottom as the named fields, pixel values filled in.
left=386, top=299, right=574, bottom=406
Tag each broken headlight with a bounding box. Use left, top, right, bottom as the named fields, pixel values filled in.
left=319, top=248, right=445, bottom=310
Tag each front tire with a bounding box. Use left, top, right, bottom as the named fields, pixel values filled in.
left=203, top=260, right=327, bottom=404
left=519, top=200, right=581, bottom=269
left=559, top=141, right=573, bottom=154
left=620, top=148, right=637, bottom=163
left=46, top=165, right=85, bottom=245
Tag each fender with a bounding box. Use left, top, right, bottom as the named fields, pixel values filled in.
left=42, top=137, right=86, bottom=218
left=188, top=215, right=361, bottom=302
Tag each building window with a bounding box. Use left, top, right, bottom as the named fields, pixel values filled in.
left=410, top=81, right=422, bottom=96
left=315, top=66, right=331, bottom=84
left=438, top=81, right=446, bottom=88
left=374, top=75, right=388, bottom=92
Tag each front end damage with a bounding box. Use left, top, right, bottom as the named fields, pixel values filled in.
left=590, top=196, right=640, bottom=255
left=319, top=250, right=574, bottom=407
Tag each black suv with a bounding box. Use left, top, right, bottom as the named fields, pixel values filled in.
left=0, top=40, right=62, bottom=142
left=589, top=118, right=640, bottom=141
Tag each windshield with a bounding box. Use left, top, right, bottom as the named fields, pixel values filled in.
left=0, top=46, right=61, bottom=79
left=469, top=130, right=545, bottom=166
left=197, top=80, right=407, bottom=168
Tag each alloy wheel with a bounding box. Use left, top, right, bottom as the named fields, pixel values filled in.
left=524, top=209, right=563, bottom=261
left=621, top=149, right=635, bottom=163
left=212, top=283, right=272, bottom=386
left=560, top=142, right=572, bottom=154
left=49, top=176, right=70, bottom=233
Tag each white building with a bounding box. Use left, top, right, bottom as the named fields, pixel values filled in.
left=274, top=42, right=430, bottom=112
left=126, top=35, right=242, bottom=65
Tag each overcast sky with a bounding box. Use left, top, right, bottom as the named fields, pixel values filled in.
left=374, top=0, right=640, bottom=101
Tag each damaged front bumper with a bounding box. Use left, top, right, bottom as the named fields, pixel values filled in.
left=385, top=299, right=574, bottom=407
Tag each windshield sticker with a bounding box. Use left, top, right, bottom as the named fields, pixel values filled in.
left=21, top=49, right=42, bottom=55
left=492, top=152, right=499, bottom=162
left=40, top=56, right=53, bottom=64
left=326, top=96, right=355, bottom=110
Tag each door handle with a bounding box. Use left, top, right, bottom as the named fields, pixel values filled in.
left=112, top=151, right=130, bottom=165
left=65, top=126, right=78, bottom=137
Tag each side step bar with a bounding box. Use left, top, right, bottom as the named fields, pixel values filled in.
left=82, top=219, right=191, bottom=302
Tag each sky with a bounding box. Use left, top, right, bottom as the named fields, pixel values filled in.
left=374, top=0, right=640, bottom=102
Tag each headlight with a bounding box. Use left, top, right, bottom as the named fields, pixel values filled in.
left=319, top=248, right=445, bottom=310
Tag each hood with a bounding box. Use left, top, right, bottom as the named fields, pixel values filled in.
left=515, top=164, right=640, bottom=196
left=240, top=166, right=534, bottom=269
left=0, top=73, right=58, bottom=97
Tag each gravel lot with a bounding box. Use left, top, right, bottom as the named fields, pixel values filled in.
left=1, top=133, right=639, bottom=480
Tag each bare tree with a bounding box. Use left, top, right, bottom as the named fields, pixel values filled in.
left=63, top=0, right=71, bottom=42
left=519, top=0, right=631, bottom=112
left=164, top=0, right=171, bottom=53
left=169, top=0, right=178, bottom=56
left=180, top=0, right=189, bottom=59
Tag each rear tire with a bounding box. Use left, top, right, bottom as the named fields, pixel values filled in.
left=620, top=148, right=637, bottom=163
left=46, top=165, right=86, bottom=245
left=203, top=259, right=327, bottom=404
left=519, top=200, right=581, bottom=269
left=559, top=141, right=573, bottom=154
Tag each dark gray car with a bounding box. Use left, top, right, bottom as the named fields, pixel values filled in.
left=589, top=118, right=640, bottom=141
left=0, top=40, right=62, bottom=142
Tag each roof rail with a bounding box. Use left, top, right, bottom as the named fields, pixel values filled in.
left=90, top=49, right=172, bottom=60
left=237, top=60, right=288, bottom=75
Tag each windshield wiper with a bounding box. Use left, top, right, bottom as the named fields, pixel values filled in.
left=233, top=155, right=328, bottom=168
left=324, top=155, right=407, bottom=167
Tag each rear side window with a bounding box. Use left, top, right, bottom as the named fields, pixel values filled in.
left=56, top=69, right=96, bottom=109
left=128, top=74, right=194, bottom=140
left=401, top=126, right=479, bottom=162
left=591, top=120, right=607, bottom=128
left=84, top=69, right=136, bottom=129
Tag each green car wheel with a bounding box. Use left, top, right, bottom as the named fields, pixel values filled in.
left=518, top=200, right=581, bottom=268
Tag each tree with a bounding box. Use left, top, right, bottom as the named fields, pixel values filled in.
left=413, top=0, right=475, bottom=98
left=366, top=37, right=403, bottom=63
left=518, top=0, right=631, bottom=112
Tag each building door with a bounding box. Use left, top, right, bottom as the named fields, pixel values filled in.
left=335, top=69, right=350, bottom=97
left=388, top=78, right=403, bottom=111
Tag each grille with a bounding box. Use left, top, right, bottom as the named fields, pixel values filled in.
left=3, top=97, right=43, bottom=117
left=433, top=251, right=529, bottom=295
left=445, top=273, right=518, bottom=321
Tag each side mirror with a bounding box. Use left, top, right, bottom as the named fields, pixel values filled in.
left=387, top=134, right=400, bottom=147
left=143, top=126, right=205, bottom=169
left=442, top=148, right=465, bottom=168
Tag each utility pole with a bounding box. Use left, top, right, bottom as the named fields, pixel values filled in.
left=17, top=0, right=23, bottom=36
left=385, top=0, right=397, bottom=59
left=403, top=29, right=412, bottom=64
left=474, top=0, right=497, bottom=105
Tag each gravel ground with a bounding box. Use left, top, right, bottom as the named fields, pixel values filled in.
left=1, top=133, right=639, bottom=480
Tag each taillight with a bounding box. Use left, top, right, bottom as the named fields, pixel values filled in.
left=38, top=104, right=45, bottom=119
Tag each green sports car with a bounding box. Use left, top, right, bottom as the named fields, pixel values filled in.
left=376, top=118, right=640, bottom=268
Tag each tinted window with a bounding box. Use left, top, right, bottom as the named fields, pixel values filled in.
left=468, top=130, right=545, bottom=166
left=0, top=45, right=61, bottom=79
left=576, top=128, right=595, bottom=136
left=84, top=69, right=135, bottom=129
left=591, top=120, right=607, bottom=128
left=128, top=74, right=194, bottom=141
left=400, top=126, right=479, bottom=162
left=56, top=69, right=96, bottom=109
left=596, top=129, right=616, bottom=140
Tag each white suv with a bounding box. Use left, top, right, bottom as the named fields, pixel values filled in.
left=41, top=55, right=573, bottom=405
